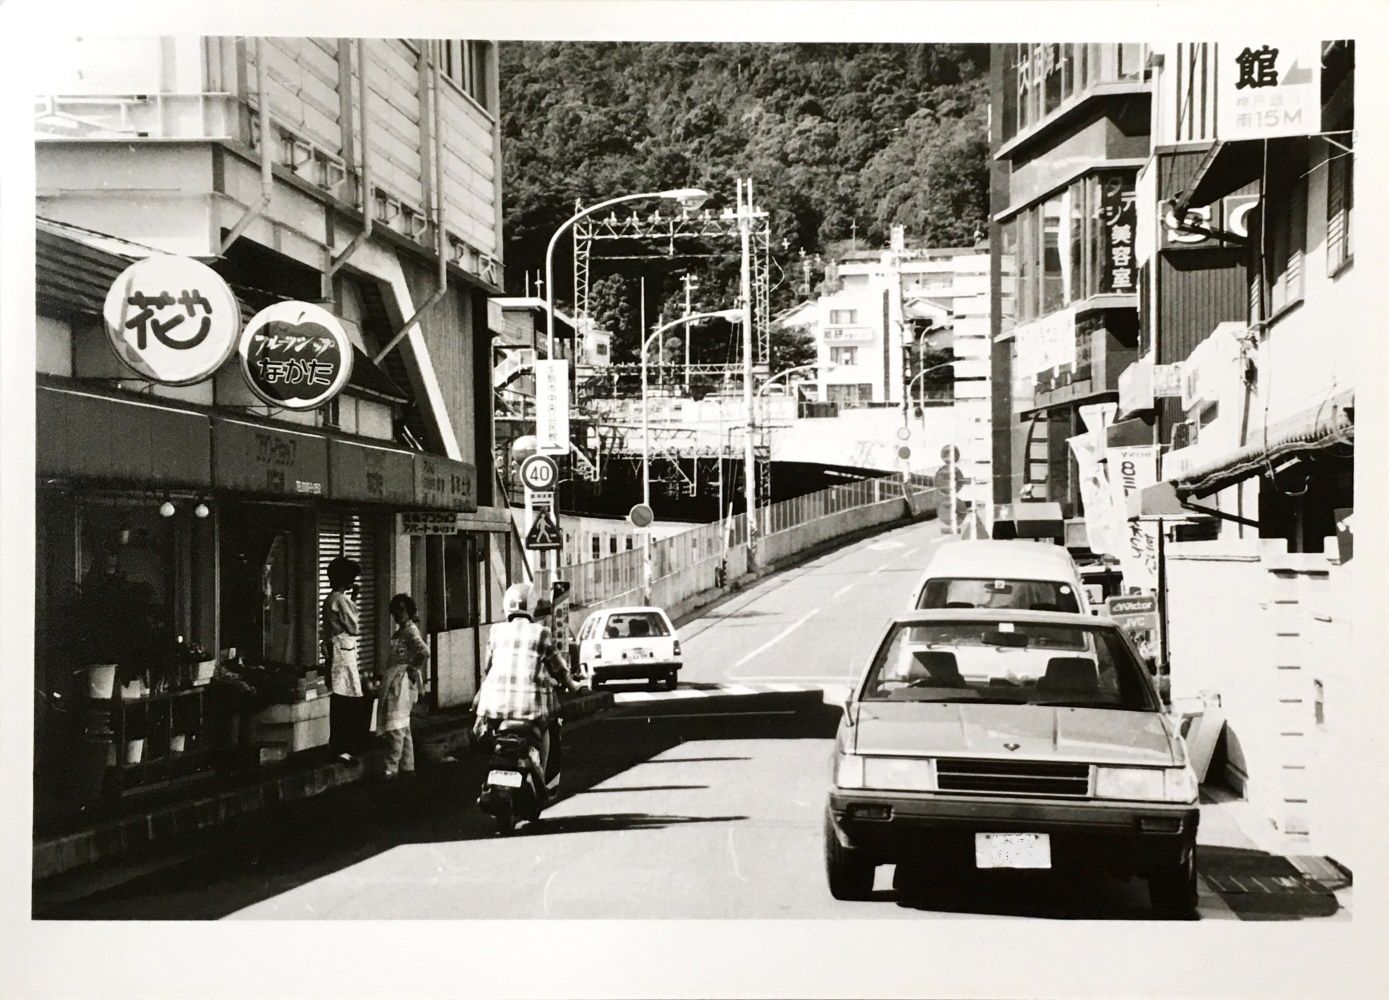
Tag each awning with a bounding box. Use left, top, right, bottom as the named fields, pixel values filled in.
left=1176, top=136, right=1309, bottom=213
left=211, top=417, right=329, bottom=498
left=1174, top=392, right=1353, bottom=500
left=991, top=502, right=1065, bottom=541
left=328, top=437, right=417, bottom=505
left=37, top=382, right=211, bottom=488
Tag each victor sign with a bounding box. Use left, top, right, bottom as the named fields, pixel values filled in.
left=103, top=255, right=241, bottom=385
left=238, top=301, right=354, bottom=410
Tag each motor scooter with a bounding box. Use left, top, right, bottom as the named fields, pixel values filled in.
left=476, top=717, right=563, bottom=835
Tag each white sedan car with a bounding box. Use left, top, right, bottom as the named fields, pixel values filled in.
left=575, top=606, right=683, bottom=690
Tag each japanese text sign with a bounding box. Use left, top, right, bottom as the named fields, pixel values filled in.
left=238, top=301, right=354, bottom=410
left=534, top=360, right=571, bottom=456
left=1217, top=42, right=1321, bottom=140
left=103, top=255, right=241, bottom=385
left=1105, top=445, right=1160, bottom=591
left=1012, top=307, right=1076, bottom=379
left=1099, top=174, right=1137, bottom=295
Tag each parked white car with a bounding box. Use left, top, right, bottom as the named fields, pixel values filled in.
left=575, top=606, right=683, bottom=690
left=911, top=539, right=1092, bottom=615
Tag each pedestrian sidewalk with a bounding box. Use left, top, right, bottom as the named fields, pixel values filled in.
left=32, top=689, right=613, bottom=885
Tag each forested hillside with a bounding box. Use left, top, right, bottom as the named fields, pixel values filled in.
left=499, top=42, right=989, bottom=368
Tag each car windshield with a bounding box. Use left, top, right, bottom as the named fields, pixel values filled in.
left=603, top=612, right=670, bottom=639
left=916, top=577, right=1081, bottom=613
left=860, top=620, right=1157, bottom=711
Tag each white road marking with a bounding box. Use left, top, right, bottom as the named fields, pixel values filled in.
left=721, top=683, right=759, bottom=695
left=731, top=606, right=820, bottom=669
left=831, top=582, right=856, bottom=599
left=727, top=826, right=749, bottom=883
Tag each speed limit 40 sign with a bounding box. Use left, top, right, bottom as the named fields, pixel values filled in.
left=519, top=454, right=559, bottom=492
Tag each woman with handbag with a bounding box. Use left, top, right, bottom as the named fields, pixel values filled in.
left=380, top=593, right=428, bottom=776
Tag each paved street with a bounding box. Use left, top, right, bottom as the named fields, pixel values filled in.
left=42, top=519, right=1348, bottom=921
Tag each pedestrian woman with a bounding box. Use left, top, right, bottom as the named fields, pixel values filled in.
left=381, top=593, right=428, bottom=776
left=322, top=556, right=364, bottom=757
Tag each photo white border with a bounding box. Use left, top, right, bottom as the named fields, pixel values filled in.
left=2, top=2, right=1386, bottom=998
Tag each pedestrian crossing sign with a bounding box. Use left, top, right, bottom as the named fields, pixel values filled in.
left=525, top=509, right=562, bottom=550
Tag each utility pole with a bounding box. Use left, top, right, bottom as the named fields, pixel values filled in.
left=739, top=178, right=758, bottom=566
left=682, top=272, right=697, bottom=390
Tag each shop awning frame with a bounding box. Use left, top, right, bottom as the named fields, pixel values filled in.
left=1175, top=392, right=1353, bottom=501
left=1175, top=136, right=1309, bottom=215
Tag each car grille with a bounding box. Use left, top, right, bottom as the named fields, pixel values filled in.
left=935, top=758, right=1090, bottom=798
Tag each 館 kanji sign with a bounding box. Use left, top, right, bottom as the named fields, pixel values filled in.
left=238, top=301, right=354, bottom=410
left=1218, top=42, right=1321, bottom=141
left=103, top=255, right=242, bottom=385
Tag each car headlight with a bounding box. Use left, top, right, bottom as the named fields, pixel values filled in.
left=1095, top=765, right=1198, bottom=803
left=835, top=752, right=865, bottom=789
left=863, top=756, right=935, bottom=792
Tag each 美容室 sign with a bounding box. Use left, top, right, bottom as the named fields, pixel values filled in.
left=239, top=301, right=354, bottom=410
left=103, top=255, right=241, bottom=385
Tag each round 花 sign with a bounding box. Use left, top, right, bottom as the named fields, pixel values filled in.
left=238, top=301, right=355, bottom=410
left=102, top=255, right=242, bottom=385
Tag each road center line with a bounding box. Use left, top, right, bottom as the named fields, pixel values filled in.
left=731, top=607, right=819, bottom=669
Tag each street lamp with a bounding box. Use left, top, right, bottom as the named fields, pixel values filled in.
left=903, top=359, right=959, bottom=426
left=757, top=360, right=837, bottom=400
left=545, top=188, right=710, bottom=358
left=639, top=308, right=741, bottom=602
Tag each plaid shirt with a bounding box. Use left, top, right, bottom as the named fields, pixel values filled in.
left=475, top=619, right=570, bottom=722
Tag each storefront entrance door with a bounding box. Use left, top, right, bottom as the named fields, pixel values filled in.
left=262, top=531, right=293, bottom=664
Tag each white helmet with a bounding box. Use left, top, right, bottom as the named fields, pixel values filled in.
left=503, top=582, right=537, bottom=620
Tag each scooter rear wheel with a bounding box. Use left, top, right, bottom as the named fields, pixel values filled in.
left=493, top=805, right=516, bottom=836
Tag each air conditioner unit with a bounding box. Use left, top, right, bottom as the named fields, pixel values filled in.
left=1171, top=419, right=1198, bottom=451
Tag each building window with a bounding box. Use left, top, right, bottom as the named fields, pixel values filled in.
left=827, top=383, right=874, bottom=405
left=1005, top=170, right=1136, bottom=324
left=1326, top=133, right=1353, bottom=275
left=609, top=536, right=617, bottom=555
left=439, top=40, right=490, bottom=107
left=1266, top=180, right=1307, bottom=317
left=829, top=309, right=857, bottom=325
left=590, top=536, right=601, bottom=561
left=829, top=346, right=859, bottom=367
left=625, top=537, right=634, bottom=551
left=1002, top=44, right=1144, bottom=142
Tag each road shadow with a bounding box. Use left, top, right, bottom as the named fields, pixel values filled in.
left=889, top=863, right=1154, bottom=920
left=38, top=689, right=839, bottom=919
left=523, top=813, right=746, bottom=836
left=572, top=784, right=709, bottom=794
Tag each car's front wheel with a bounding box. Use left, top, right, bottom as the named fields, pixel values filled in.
left=824, top=811, right=876, bottom=901
left=1148, top=836, right=1199, bottom=919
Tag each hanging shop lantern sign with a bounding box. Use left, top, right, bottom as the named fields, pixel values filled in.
left=103, top=255, right=241, bottom=385
left=238, top=301, right=354, bottom=410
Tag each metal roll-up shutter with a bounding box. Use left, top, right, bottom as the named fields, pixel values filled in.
left=318, top=510, right=379, bottom=684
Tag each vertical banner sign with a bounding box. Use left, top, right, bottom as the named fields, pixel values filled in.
left=1071, top=402, right=1121, bottom=556
left=1106, top=444, right=1159, bottom=590
left=1099, top=174, right=1137, bottom=295
left=1217, top=42, right=1322, bottom=141
left=534, top=360, right=570, bottom=455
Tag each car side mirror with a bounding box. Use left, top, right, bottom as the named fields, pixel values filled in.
left=842, top=697, right=855, bottom=727
left=1143, top=655, right=1158, bottom=677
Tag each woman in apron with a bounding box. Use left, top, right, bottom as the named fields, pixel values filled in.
left=323, top=557, right=364, bottom=756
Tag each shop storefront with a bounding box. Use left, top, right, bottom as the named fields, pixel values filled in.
left=34, top=379, right=478, bottom=816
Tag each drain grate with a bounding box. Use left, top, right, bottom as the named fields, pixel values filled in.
left=1204, top=873, right=1328, bottom=895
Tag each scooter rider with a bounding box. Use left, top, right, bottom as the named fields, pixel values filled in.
left=473, top=582, right=585, bottom=798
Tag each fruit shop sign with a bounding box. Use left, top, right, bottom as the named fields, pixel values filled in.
left=238, top=301, right=354, bottom=410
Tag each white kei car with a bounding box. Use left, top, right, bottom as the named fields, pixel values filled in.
left=575, top=606, right=683, bottom=690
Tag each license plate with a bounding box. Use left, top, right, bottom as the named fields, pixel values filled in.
left=624, top=648, right=651, bottom=660
left=974, top=832, right=1051, bottom=869
left=487, top=769, right=523, bottom=788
